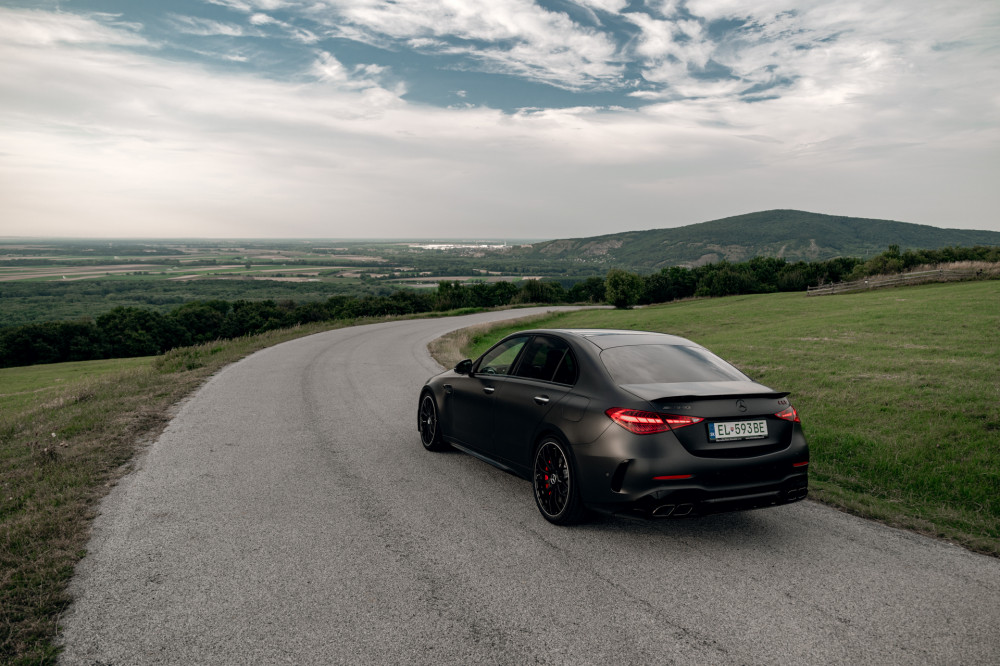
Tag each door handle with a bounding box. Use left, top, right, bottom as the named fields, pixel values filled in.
left=533, top=395, right=550, bottom=405
left=483, top=386, right=496, bottom=394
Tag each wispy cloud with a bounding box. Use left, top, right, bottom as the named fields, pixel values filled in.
left=204, top=0, right=297, bottom=12
left=249, top=13, right=276, bottom=26
left=311, top=52, right=391, bottom=91
left=169, top=14, right=252, bottom=37
left=0, top=8, right=148, bottom=47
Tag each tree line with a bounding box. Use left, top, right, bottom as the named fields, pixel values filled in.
left=0, top=286, right=517, bottom=368
left=2, top=246, right=995, bottom=368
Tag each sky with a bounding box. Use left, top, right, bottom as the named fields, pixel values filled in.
left=1, top=0, right=998, bottom=239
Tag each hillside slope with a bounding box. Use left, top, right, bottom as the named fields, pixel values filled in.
left=522, top=210, right=1000, bottom=270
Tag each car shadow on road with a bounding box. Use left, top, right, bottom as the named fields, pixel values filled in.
left=574, top=502, right=813, bottom=552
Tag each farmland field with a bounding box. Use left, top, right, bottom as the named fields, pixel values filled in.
left=0, top=238, right=569, bottom=326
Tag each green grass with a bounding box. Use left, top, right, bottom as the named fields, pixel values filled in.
left=0, top=357, right=155, bottom=413
left=462, top=282, right=1000, bottom=555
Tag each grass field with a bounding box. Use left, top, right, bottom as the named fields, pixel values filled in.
left=458, top=281, right=1000, bottom=555
left=0, top=357, right=155, bottom=413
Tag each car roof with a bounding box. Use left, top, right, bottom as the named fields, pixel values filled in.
left=525, top=328, right=698, bottom=350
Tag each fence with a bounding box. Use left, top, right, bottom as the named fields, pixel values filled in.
left=806, top=268, right=983, bottom=296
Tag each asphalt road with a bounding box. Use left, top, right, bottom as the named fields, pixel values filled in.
left=59, top=309, right=1000, bottom=665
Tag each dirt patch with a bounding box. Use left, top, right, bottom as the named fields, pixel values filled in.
left=427, top=313, right=553, bottom=369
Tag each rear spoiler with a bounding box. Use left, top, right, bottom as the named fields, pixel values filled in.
left=619, top=381, right=789, bottom=402
left=648, top=392, right=790, bottom=402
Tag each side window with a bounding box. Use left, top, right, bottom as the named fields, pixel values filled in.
left=475, top=336, right=530, bottom=376
left=513, top=336, right=577, bottom=385
left=551, top=349, right=578, bottom=385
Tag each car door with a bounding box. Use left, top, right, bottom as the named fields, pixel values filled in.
left=447, top=335, right=530, bottom=453
left=489, top=335, right=579, bottom=473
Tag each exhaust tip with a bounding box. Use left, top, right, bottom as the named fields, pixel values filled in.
left=651, top=504, right=676, bottom=517
left=673, top=504, right=694, bottom=517
left=786, top=487, right=808, bottom=502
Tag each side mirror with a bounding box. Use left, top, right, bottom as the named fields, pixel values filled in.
left=454, top=359, right=473, bottom=375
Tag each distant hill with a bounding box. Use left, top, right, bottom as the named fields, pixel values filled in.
left=518, top=210, right=1000, bottom=270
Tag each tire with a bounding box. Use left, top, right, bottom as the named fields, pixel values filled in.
left=532, top=438, right=586, bottom=525
left=418, top=393, right=447, bottom=451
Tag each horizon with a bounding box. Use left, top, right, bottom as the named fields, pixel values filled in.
left=0, top=236, right=547, bottom=244
left=4, top=208, right=1000, bottom=243
left=2, top=2, right=999, bottom=238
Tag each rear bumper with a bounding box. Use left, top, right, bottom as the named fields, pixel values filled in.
left=574, top=426, right=810, bottom=518
left=602, top=473, right=809, bottom=518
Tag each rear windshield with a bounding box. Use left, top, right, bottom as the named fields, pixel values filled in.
left=600, top=344, right=750, bottom=385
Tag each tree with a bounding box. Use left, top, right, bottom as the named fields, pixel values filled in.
left=0, top=321, right=106, bottom=368
left=96, top=306, right=184, bottom=357
left=435, top=280, right=469, bottom=311
left=489, top=281, right=519, bottom=307
left=605, top=269, right=642, bottom=309
left=694, top=262, right=757, bottom=298
left=569, top=276, right=606, bottom=303
left=515, top=279, right=565, bottom=304
left=169, top=301, right=228, bottom=344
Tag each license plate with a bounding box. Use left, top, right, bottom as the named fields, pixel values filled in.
left=708, top=420, right=768, bottom=441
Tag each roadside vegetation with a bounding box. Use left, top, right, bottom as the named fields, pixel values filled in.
left=445, top=281, right=1000, bottom=558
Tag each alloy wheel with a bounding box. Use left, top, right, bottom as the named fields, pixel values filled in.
left=534, top=440, right=571, bottom=518
left=418, top=394, right=443, bottom=450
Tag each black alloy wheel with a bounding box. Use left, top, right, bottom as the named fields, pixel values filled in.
left=533, top=438, right=585, bottom=525
left=418, top=393, right=446, bottom=451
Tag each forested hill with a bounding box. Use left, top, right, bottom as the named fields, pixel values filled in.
left=520, top=210, right=1000, bottom=270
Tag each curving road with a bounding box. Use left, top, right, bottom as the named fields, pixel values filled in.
left=59, top=309, right=1000, bottom=665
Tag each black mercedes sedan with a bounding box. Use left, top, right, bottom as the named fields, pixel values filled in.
left=418, top=329, right=808, bottom=525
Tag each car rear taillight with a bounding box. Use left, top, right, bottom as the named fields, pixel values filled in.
left=661, top=414, right=704, bottom=429
left=606, top=408, right=703, bottom=435
left=606, top=408, right=667, bottom=434
left=775, top=405, right=800, bottom=422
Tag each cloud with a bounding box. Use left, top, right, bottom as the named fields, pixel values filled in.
left=578, top=0, right=630, bottom=12
left=306, top=0, right=625, bottom=90
left=204, top=0, right=254, bottom=13
left=169, top=14, right=251, bottom=37
left=616, top=0, right=1000, bottom=131
left=0, top=12, right=660, bottom=236
left=205, top=0, right=296, bottom=12
left=194, top=0, right=999, bottom=109
left=0, top=4, right=998, bottom=237
left=249, top=13, right=276, bottom=26
left=0, top=8, right=148, bottom=47
left=311, top=52, right=389, bottom=90
left=241, top=10, right=318, bottom=43
left=287, top=27, right=319, bottom=44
